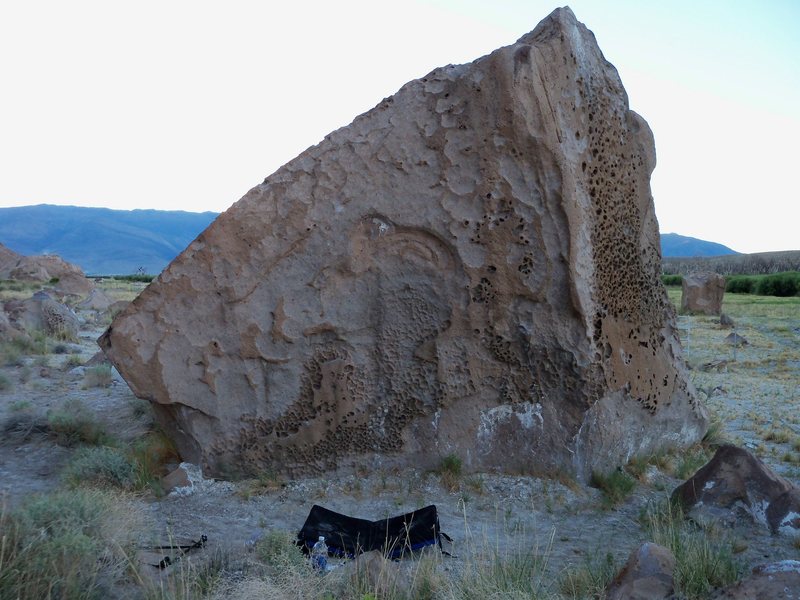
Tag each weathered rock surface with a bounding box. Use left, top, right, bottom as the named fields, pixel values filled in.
left=672, top=445, right=800, bottom=537
left=0, top=242, right=22, bottom=275
left=712, top=560, right=800, bottom=599
left=606, top=542, right=675, bottom=600
left=77, top=288, right=114, bottom=312
left=100, top=7, right=706, bottom=479
left=4, top=291, right=80, bottom=340
left=681, top=271, right=725, bottom=315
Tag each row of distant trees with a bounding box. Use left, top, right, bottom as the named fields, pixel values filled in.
left=662, top=250, right=800, bottom=276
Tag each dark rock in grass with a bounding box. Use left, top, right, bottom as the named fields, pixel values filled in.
left=606, top=542, right=675, bottom=600
left=724, top=332, right=748, bottom=347
left=672, top=444, right=800, bottom=537
left=712, top=560, right=800, bottom=599
left=719, top=313, right=734, bottom=328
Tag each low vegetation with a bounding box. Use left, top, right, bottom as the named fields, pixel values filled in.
left=437, top=454, right=463, bottom=492
left=640, top=501, right=742, bottom=599
left=83, top=364, right=114, bottom=388
left=48, top=398, right=113, bottom=447
left=0, top=488, right=141, bottom=600
left=725, top=271, right=800, bottom=297
left=589, top=468, right=637, bottom=508
left=109, top=274, right=155, bottom=283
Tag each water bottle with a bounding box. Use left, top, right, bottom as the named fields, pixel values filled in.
left=311, top=535, right=328, bottom=571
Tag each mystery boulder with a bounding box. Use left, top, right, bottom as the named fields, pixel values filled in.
left=100, top=8, right=707, bottom=479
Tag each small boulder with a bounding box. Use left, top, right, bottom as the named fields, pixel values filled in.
left=681, top=272, right=726, bottom=315
left=0, top=310, right=26, bottom=342
left=724, top=332, right=748, bottom=347
left=162, top=465, right=192, bottom=494
left=720, top=313, right=734, bottom=328
left=606, top=542, right=675, bottom=600
left=77, top=288, right=114, bottom=312
left=672, top=445, right=800, bottom=536
left=712, top=560, right=800, bottom=599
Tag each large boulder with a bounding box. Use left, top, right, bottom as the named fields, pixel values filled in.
left=100, top=8, right=707, bottom=479
left=10, top=255, right=94, bottom=298
left=0, top=242, right=22, bottom=277
left=672, top=445, right=800, bottom=537
left=681, top=271, right=725, bottom=315
left=4, top=291, right=80, bottom=341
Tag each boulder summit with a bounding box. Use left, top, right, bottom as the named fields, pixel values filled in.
left=100, top=8, right=707, bottom=480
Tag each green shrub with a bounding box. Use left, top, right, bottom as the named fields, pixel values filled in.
left=255, top=530, right=307, bottom=569
left=438, top=453, right=463, bottom=492
left=0, top=488, right=139, bottom=600
left=590, top=468, right=636, bottom=508
left=47, top=398, right=112, bottom=446
left=111, top=274, right=154, bottom=283
left=128, top=430, right=179, bottom=493
left=0, top=373, right=11, bottom=392
left=2, top=344, right=24, bottom=366
left=661, top=274, right=683, bottom=286
left=755, top=272, right=800, bottom=297
left=726, top=272, right=800, bottom=297
left=725, top=275, right=756, bottom=294
left=64, top=354, right=84, bottom=369
left=64, top=446, right=135, bottom=489
left=83, top=364, right=114, bottom=388
left=675, top=447, right=711, bottom=480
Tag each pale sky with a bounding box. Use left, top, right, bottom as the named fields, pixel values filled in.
left=1, top=0, right=798, bottom=254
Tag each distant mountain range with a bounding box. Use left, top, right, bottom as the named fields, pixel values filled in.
left=660, top=232, right=738, bottom=258
left=0, top=205, right=217, bottom=275
left=0, top=205, right=738, bottom=275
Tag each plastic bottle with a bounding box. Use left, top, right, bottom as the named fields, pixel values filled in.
left=311, top=535, right=328, bottom=571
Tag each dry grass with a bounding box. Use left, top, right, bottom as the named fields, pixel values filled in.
left=0, top=489, right=143, bottom=599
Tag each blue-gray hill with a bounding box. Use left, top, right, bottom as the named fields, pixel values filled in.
left=660, top=232, right=738, bottom=257
left=0, top=205, right=218, bottom=275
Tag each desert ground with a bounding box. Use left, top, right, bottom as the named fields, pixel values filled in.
left=1, top=279, right=798, bottom=599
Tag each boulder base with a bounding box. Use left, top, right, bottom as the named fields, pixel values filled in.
left=100, top=8, right=706, bottom=479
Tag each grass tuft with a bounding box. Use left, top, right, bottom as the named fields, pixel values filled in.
left=83, top=364, right=114, bottom=388
left=559, top=552, right=617, bottom=599
left=438, top=454, right=463, bottom=492
left=47, top=398, right=113, bottom=446
left=590, top=468, right=636, bottom=508
left=639, top=500, right=742, bottom=598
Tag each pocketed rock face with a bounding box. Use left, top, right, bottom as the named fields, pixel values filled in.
left=100, top=7, right=707, bottom=480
